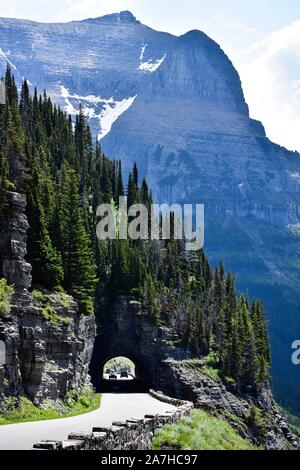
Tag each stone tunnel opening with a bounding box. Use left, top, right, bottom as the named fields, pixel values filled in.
left=103, top=357, right=136, bottom=381
left=89, top=299, right=155, bottom=393
left=92, top=354, right=150, bottom=393
left=89, top=336, right=151, bottom=393
left=101, top=356, right=138, bottom=392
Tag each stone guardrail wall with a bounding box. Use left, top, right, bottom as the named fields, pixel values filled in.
left=33, top=391, right=194, bottom=451
left=149, top=389, right=192, bottom=407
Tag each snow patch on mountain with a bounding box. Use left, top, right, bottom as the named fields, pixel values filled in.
left=60, top=85, right=78, bottom=115
left=0, top=47, right=22, bottom=79
left=139, top=54, right=166, bottom=73
left=288, top=171, right=300, bottom=182
left=140, top=44, right=147, bottom=60
left=98, top=95, right=137, bottom=140
left=287, top=224, right=300, bottom=236
left=59, top=85, right=137, bottom=141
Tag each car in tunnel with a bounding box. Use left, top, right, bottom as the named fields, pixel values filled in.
left=109, top=371, right=118, bottom=380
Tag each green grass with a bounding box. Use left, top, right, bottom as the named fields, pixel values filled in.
left=152, top=409, right=259, bottom=451
left=284, top=410, right=300, bottom=442
left=177, top=356, right=222, bottom=382
left=42, top=306, right=72, bottom=326
left=32, top=289, right=73, bottom=325
left=32, top=289, right=50, bottom=305
left=202, top=365, right=220, bottom=381
left=0, top=389, right=101, bottom=426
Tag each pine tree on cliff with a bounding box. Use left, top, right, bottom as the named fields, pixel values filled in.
left=133, top=162, right=139, bottom=189
left=117, top=160, right=124, bottom=197
left=229, top=308, right=243, bottom=383
left=127, top=163, right=140, bottom=207
left=222, top=273, right=237, bottom=377
left=26, top=152, right=64, bottom=289
left=127, top=172, right=136, bottom=207
left=100, top=156, right=113, bottom=203
left=0, top=148, right=8, bottom=188
left=213, top=265, right=225, bottom=355
left=143, top=273, right=160, bottom=325
left=3, top=68, right=26, bottom=189
left=5, top=66, right=18, bottom=106
left=58, top=163, right=98, bottom=315
left=239, top=296, right=259, bottom=389
left=19, top=79, right=32, bottom=131
left=140, top=178, right=150, bottom=206
left=252, top=300, right=271, bottom=381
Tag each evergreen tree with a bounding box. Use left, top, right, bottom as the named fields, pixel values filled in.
left=252, top=300, right=271, bottom=381
left=117, top=160, right=124, bottom=197
left=26, top=153, right=63, bottom=289
left=58, top=163, right=98, bottom=315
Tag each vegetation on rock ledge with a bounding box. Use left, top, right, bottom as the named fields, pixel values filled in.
left=0, top=386, right=101, bottom=425
left=0, top=278, right=13, bottom=315
left=152, top=409, right=259, bottom=450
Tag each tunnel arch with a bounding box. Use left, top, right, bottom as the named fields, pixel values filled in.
left=89, top=297, right=178, bottom=395
left=90, top=338, right=151, bottom=392
left=102, top=356, right=136, bottom=379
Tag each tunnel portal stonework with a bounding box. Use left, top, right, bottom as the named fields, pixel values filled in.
left=89, top=297, right=191, bottom=394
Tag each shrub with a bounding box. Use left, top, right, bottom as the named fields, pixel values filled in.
left=0, top=278, right=13, bottom=315
left=42, top=306, right=72, bottom=326
left=56, top=292, right=72, bottom=309
left=153, top=409, right=258, bottom=450
left=247, top=405, right=271, bottom=439
left=32, top=289, right=49, bottom=305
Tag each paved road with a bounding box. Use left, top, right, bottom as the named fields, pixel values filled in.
left=0, top=393, right=176, bottom=450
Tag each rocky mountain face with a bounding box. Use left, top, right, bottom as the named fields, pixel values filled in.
left=0, top=10, right=299, bottom=413
left=0, top=189, right=95, bottom=405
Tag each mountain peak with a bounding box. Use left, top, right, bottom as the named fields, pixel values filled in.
left=82, top=11, right=139, bottom=25
left=179, top=29, right=219, bottom=48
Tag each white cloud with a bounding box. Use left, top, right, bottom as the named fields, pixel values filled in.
left=0, top=0, right=17, bottom=17
left=239, top=20, right=300, bottom=152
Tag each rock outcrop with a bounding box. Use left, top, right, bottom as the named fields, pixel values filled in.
left=0, top=190, right=95, bottom=404
left=0, top=190, right=31, bottom=290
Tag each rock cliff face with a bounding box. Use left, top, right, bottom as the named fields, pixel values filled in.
left=0, top=11, right=298, bottom=411
left=0, top=189, right=95, bottom=404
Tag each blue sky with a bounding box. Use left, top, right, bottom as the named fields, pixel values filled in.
left=0, top=0, right=299, bottom=150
